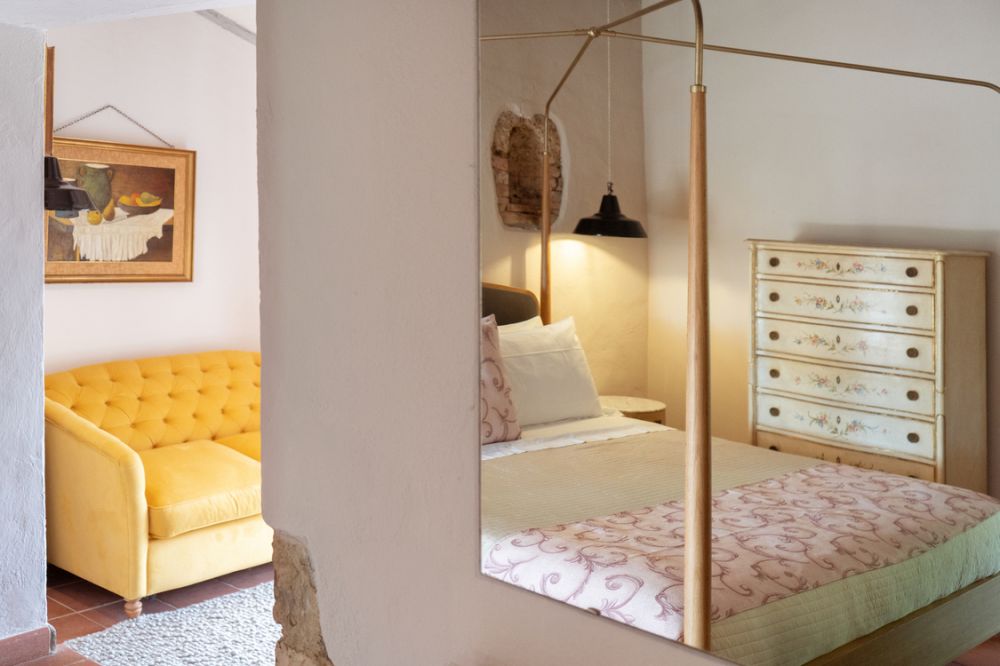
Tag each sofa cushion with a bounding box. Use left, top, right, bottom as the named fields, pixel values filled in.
left=139, top=441, right=261, bottom=539
left=45, top=351, right=260, bottom=452
left=215, top=432, right=261, bottom=461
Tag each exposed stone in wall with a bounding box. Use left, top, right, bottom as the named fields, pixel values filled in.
left=273, top=530, right=334, bottom=666
left=491, top=110, right=563, bottom=230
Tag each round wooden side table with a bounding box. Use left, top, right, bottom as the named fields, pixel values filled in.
left=600, top=395, right=667, bottom=424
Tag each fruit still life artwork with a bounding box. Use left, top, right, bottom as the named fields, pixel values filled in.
left=119, top=192, right=164, bottom=216
left=46, top=138, right=195, bottom=283
left=51, top=158, right=175, bottom=262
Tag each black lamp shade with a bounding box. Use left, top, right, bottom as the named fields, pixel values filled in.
left=44, top=156, right=95, bottom=212
left=574, top=188, right=647, bottom=238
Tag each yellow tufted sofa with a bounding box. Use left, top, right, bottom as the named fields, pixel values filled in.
left=44, top=351, right=271, bottom=617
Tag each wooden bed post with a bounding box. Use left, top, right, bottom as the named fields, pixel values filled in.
left=683, top=0, right=711, bottom=651
left=512, top=0, right=715, bottom=648
left=684, top=82, right=710, bottom=649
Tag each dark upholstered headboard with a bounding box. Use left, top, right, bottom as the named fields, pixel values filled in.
left=482, top=283, right=539, bottom=326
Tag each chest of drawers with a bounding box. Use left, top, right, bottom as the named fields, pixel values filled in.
left=748, top=240, right=988, bottom=492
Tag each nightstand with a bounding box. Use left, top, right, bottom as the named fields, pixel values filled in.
left=599, top=395, right=666, bottom=424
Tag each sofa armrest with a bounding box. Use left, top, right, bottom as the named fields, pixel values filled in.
left=45, top=398, right=149, bottom=600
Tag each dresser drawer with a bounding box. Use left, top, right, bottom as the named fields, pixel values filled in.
left=755, top=357, right=936, bottom=416
left=757, top=279, right=934, bottom=330
left=756, top=318, right=934, bottom=373
left=756, top=393, right=935, bottom=459
left=755, top=431, right=936, bottom=481
left=756, top=248, right=935, bottom=287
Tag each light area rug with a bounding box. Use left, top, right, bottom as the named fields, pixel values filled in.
left=66, top=582, right=280, bottom=665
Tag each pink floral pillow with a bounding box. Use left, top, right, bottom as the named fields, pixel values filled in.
left=481, top=315, right=522, bottom=445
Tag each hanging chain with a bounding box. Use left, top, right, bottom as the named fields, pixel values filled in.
left=55, top=104, right=175, bottom=148
left=606, top=0, right=613, bottom=187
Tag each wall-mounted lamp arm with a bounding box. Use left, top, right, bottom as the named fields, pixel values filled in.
left=543, top=35, right=597, bottom=152
left=538, top=34, right=597, bottom=324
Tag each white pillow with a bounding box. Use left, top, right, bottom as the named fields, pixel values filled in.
left=499, top=317, right=602, bottom=427
left=498, top=316, right=543, bottom=335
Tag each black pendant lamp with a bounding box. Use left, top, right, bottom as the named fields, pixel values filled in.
left=574, top=182, right=647, bottom=238
left=43, top=46, right=94, bottom=213
left=45, top=156, right=94, bottom=212
left=573, top=14, right=645, bottom=240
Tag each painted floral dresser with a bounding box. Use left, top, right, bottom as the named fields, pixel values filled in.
left=748, top=240, right=988, bottom=492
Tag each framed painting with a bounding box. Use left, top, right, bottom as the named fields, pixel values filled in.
left=45, top=138, right=196, bottom=283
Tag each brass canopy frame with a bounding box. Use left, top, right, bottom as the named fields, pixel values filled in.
left=490, top=0, right=704, bottom=326
left=482, top=1, right=999, bottom=324
left=480, top=0, right=998, bottom=653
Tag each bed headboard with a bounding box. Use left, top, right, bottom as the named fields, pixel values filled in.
left=482, top=282, right=539, bottom=326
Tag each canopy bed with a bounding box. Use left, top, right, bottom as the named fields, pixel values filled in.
left=481, top=284, right=999, bottom=665
left=479, top=2, right=1000, bottom=663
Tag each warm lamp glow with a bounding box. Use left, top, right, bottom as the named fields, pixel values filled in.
left=552, top=236, right=589, bottom=267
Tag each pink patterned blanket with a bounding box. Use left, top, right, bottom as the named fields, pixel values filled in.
left=483, top=463, right=1000, bottom=641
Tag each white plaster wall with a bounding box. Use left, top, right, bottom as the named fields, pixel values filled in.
left=642, top=0, right=1000, bottom=496
left=44, top=10, right=258, bottom=372
left=258, top=1, right=723, bottom=663
left=0, top=23, right=48, bottom=641
left=480, top=0, right=649, bottom=396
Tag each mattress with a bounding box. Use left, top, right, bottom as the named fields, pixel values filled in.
left=480, top=424, right=1000, bottom=665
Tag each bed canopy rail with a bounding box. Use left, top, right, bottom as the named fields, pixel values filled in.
left=482, top=30, right=1000, bottom=97
left=604, top=31, right=1000, bottom=95
left=480, top=0, right=998, bottom=653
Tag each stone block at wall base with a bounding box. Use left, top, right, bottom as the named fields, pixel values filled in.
left=273, top=530, right=334, bottom=666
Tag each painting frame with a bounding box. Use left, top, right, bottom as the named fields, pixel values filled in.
left=45, top=138, right=196, bottom=283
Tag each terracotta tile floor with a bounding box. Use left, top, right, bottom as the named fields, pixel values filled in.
left=951, top=635, right=1000, bottom=666
left=21, top=563, right=273, bottom=665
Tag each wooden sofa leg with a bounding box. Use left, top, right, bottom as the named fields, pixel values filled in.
left=124, top=599, right=143, bottom=618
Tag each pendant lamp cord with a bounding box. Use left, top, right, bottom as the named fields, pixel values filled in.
left=606, top=0, right=613, bottom=186
left=55, top=105, right=175, bottom=148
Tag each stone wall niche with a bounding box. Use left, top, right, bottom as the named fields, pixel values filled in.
left=491, top=110, right=562, bottom=230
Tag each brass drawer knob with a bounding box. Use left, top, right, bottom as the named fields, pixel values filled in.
left=769, top=257, right=780, bottom=267
left=769, top=368, right=780, bottom=378
left=906, top=266, right=919, bottom=278
left=769, top=331, right=780, bottom=341
left=769, top=292, right=780, bottom=302
left=769, top=407, right=780, bottom=417
left=906, top=347, right=920, bottom=358
left=907, top=432, right=920, bottom=443
left=906, top=305, right=919, bottom=316
left=907, top=390, right=919, bottom=401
